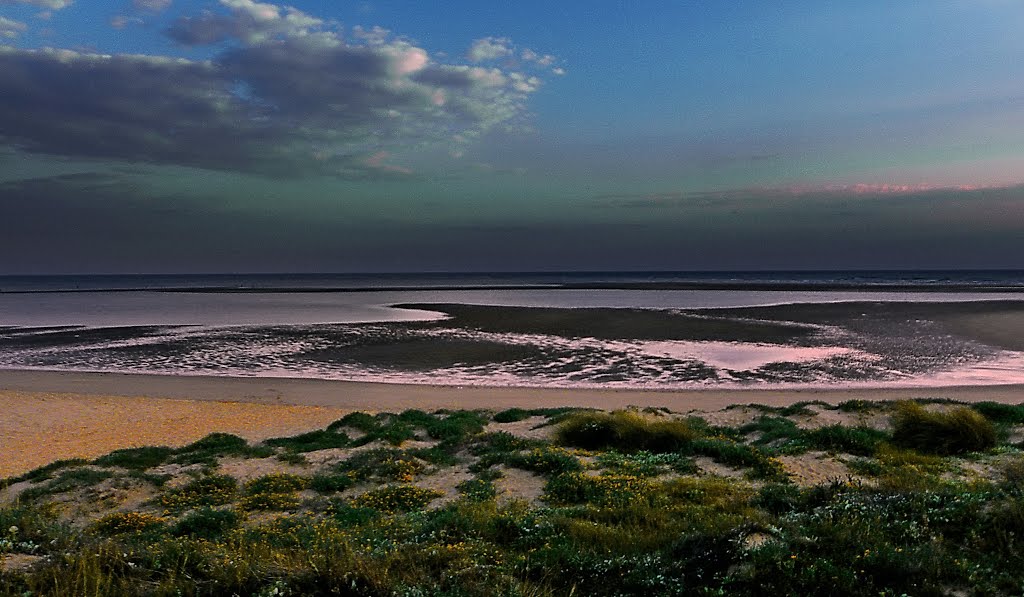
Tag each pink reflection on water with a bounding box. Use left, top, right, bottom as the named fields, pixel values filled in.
left=639, top=341, right=861, bottom=371
left=904, top=351, right=1024, bottom=386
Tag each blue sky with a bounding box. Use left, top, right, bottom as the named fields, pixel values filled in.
left=1, top=0, right=1022, bottom=272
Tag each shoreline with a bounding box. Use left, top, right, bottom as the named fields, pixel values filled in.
left=3, top=368, right=1024, bottom=410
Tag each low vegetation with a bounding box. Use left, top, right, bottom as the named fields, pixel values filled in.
left=1, top=399, right=1022, bottom=595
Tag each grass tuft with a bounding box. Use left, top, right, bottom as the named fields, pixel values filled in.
left=892, top=403, right=997, bottom=455
left=556, top=410, right=696, bottom=453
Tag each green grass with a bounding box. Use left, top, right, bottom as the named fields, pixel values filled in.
left=556, top=410, right=697, bottom=452
left=351, top=485, right=444, bottom=513
left=4, top=401, right=1024, bottom=596
left=333, top=447, right=427, bottom=482
left=171, top=507, right=241, bottom=540
left=158, top=474, right=238, bottom=512
left=5, top=458, right=91, bottom=484
left=800, top=424, right=888, bottom=456
left=171, top=433, right=274, bottom=465
left=264, top=429, right=350, bottom=453
left=18, top=468, right=115, bottom=502
left=93, top=446, right=175, bottom=470
left=892, top=402, right=997, bottom=455
left=972, top=401, right=1024, bottom=425
left=493, top=407, right=531, bottom=423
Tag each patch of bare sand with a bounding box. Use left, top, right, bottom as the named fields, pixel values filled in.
left=0, top=480, right=33, bottom=505
left=792, top=405, right=891, bottom=431
left=689, top=407, right=765, bottom=429
left=0, top=553, right=45, bottom=574
left=415, top=466, right=475, bottom=504
left=777, top=451, right=855, bottom=487
left=694, top=457, right=747, bottom=480
left=216, top=457, right=307, bottom=484
left=300, top=441, right=389, bottom=468
left=483, top=416, right=554, bottom=440
left=494, top=465, right=545, bottom=506
left=0, top=391, right=349, bottom=478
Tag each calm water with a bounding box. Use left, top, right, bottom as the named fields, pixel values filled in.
left=1, top=271, right=1023, bottom=388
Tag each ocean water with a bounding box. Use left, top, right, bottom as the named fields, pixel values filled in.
left=1, top=271, right=1023, bottom=388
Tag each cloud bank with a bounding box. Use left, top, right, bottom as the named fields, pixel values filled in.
left=0, top=0, right=553, bottom=177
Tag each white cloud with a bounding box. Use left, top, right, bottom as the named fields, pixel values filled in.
left=521, top=48, right=555, bottom=66
left=0, top=2, right=552, bottom=177
left=467, top=36, right=512, bottom=62
left=0, top=0, right=71, bottom=9
left=0, top=16, right=27, bottom=38
left=352, top=25, right=389, bottom=45
left=110, top=15, right=143, bottom=29
left=167, top=0, right=322, bottom=45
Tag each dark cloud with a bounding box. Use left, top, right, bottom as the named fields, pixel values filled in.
left=0, top=1, right=548, bottom=178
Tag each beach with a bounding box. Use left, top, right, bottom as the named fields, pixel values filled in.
left=2, top=368, right=1022, bottom=478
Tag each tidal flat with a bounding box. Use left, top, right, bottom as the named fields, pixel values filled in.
left=2, top=300, right=1024, bottom=387
left=2, top=400, right=1023, bottom=595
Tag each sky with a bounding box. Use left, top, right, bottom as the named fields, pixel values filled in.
left=1, top=0, right=1023, bottom=273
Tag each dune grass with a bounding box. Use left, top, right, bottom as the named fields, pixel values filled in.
left=2, top=400, right=1023, bottom=596
left=892, top=402, right=997, bottom=455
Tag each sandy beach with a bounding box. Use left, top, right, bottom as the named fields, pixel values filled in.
left=2, top=368, right=1022, bottom=478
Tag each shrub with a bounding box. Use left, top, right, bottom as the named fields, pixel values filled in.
left=240, top=473, right=308, bottom=511
left=160, top=474, right=238, bottom=511
left=172, top=433, right=272, bottom=465
left=493, top=408, right=531, bottom=423
left=7, top=458, right=90, bottom=484
left=265, top=429, right=350, bottom=453
left=595, top=450, right=697, bottom=477
left=836, top=399, right=884, bottom=413
left=753, top=483, right=803, bottom=515
left=802, top=425, right=888, bottom=456
left=327, top=411, right=377, bottom=433
left=556, top=411, right=696, bottom=453
left=18, top=468, right=115, bottom=502
left=336, top=448, right=426, bottom=482
left=457, top=478, right=497, bottom=502
left=508, top=447, right=583, bottom=475
left=351, top=485, right=444, bottom=513
left=543, top=472, right=653, bottom=507
left=172, top=507, right=240, bottom=540
left=310, top=473, right=354, bottom=494
left=972, top=402, right=1024, bottom=425
left=425, top=411, right=488, bottom=444
left=892, top=403, right=997, bottom=455
left=689, top=438, right=788, bottom=481
left=93, top=446, right=174, bottom=470
left=244, top=473, right=308, bottom=495
left=741, top=416, right=803, bottom=446
left=91, top=512, right=166, bottom=535
left=240, top=492, right=301, bottom=511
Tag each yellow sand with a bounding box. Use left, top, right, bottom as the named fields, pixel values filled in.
left=1, top=369, right=1022, bottom=478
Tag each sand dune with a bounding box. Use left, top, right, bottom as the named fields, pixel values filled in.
left=2, top=369, right=1022, bottom=477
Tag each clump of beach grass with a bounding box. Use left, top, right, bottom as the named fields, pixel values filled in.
left=555, top=410, right=696, bottom=452
left=892, top=402, right=997, bottom=455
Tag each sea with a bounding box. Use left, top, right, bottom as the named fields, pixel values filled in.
left=2, top=270, right=1023, bottom=388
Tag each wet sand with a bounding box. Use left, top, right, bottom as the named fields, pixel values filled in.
left=2, top=369, right=1023, bottom=478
